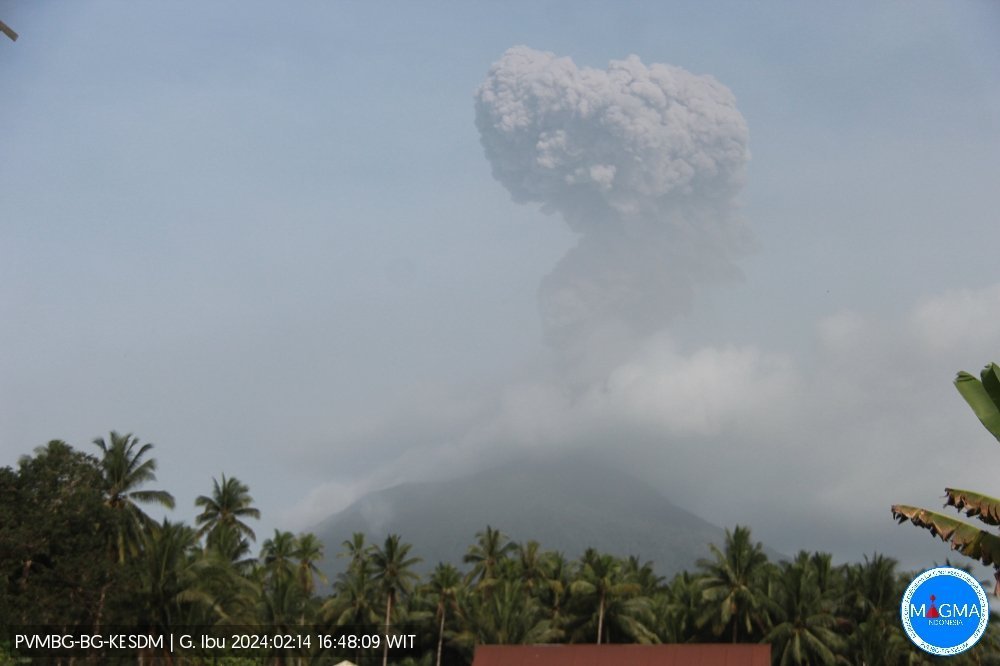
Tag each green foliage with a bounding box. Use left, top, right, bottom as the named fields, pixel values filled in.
left=0, top=441, right=125, bottom=629
left=93, top=431, right=175, bottom=563
left=371, top=534, right=423, bottom=666
left=696, top=525, right=772, bottom=643
left=9, top=431, right=1000, bottom=665
left=295, top=532, right=328, bottom=596
left=0, top=641, right=24, bottom=666
left=893, top=362, right=1000, bottom=575
left=567, top=549, right=655, bottom=644
left=955, top=363, right=1000, bottom=441
left=763, top=553, right=845, bottom=665
left=463, top=525, right=516, bottom=590
left=452, top=579, right=561, bottom=653
left=195, top=474, right=261, bottom=543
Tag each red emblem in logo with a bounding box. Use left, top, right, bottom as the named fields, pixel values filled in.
left=926, top=595, right=940, bottom=619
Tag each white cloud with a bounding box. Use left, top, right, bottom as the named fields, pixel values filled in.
left=911, top=284, right=1000, bottom=355
left=817, top=309, right=867, bottom=353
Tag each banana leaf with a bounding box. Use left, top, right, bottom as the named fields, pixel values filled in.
left=955, top=364, right=1000, bottom=442
left=891, top=504, right=1000, bottom=567
left=944, top=488, right=1000, bottom=527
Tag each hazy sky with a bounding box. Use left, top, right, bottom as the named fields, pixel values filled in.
left=2, top=1, right=1000, bottom=570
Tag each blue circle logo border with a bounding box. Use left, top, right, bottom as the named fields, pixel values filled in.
left=900, top=566, right=989, bottom=656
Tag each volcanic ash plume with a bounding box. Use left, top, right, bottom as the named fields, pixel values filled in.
left=475, top=46, right=751, bottom=351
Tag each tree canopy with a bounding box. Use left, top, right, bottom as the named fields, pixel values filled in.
left=4, top=429, right=1000, bottom=664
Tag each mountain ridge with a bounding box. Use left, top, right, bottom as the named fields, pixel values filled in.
left=312, top=458, right=760, bottom=581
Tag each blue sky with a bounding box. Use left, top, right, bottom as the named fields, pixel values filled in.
left=2, top=1, right=1000, bottom=569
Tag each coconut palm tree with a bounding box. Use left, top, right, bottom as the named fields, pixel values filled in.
left=258, top=531, right=309, bottom=649
left=426, top=563, right=462, bottom=666
left=463, top=525, right=516, bottom=590
left=321, top=530, right=379, bottom=666
left=92, top=431, right=175, bottom=563
left=370, top=534, right=421, bottom=666
left=764, top=552, right=846, bottom=665
left=204, top=522, right=256, bottom=574
left=261, top=530, right=298, bottom=587
left=840, top=553, right=926, bottom=665
left=657, top=571, right=705, bottom=643
left=624, top=555, right=662, bottom=596
left=339, top=532, right=368, bottom=572
left=696, top=525, right=772, bottom=643
left=842, top=553, right=899, bottom=624
left=186, top=527, right=261, bottom=630
left=194, top=474, right=260, bottom=543
left=568, top=550, right=655, bottom=644
left=453, top=579, right=561, bottom=654
left=538, top=550, right=572, bottom=627
left=134, top=519, right=211, bottom=644
left=323, top=564, right=378, bottom=634
left=514, top=540, right=547, bottom=597
left=294, top=532, right=327, bottom=598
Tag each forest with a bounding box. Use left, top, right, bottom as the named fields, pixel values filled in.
left=2, top=429, right=1000, bottom=665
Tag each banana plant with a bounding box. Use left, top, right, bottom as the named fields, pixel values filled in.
left=892, top=363, right=1000, bottom=590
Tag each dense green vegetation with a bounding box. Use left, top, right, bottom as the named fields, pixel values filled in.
left=3, top=433, right=1000, bottom=665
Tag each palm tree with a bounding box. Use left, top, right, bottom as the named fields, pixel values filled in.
left=258, top=531, right=325, bottom=656
left=463, top=525, right=516, bottom=590
left=261, top=530, right=298, bottom=587
left=893, top=363, right=1000, bottom=589
left=194, top=474, right=260, bottom=543
left=427, top=563, right=462, bottom=666
left=568, top=550, right=655, bottom=644
left=841, top=554, right=914, bottom=664
left=294, top=532, right=327, bottom=598
left=204, top=522, right=256, bottom=573
left=452, top=579, right=561, bottom=654
left=807, top=552, right=840, bottom=599
left=696, top=525, right=771, bottom=643
left=514, top=540, right=547, bottom=597
left=538, top=550, right=572, bottom=627
left=764, top=552, right=846, bottom=665
left=657, top=571, right=704, bottom=642
left=339, top=532, right=369, bottom=574
left=92, top=431, right=175, bottom=563
left=370, top=534, right=421, bottom=666
left=135, top=519, right=227, bottom=649
left=324, top=563, right=378, bottom=625
left=259, top=568, right=301, bottom=633
left=187, top=525, right=261, bottom=629
left=843, top=553, right=898, bottom=622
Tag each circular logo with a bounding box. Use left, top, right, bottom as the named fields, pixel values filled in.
left=900, top=567, right=989, bottom=656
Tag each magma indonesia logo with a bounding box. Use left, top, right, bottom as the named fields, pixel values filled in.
left=901, top=567, right=989, bottom=656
